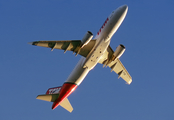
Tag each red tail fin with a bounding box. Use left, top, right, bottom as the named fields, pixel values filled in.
left=46, top=86, right=62, bottom=94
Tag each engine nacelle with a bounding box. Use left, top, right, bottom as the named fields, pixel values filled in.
left=81, top=31, right=93, bottom=48
left=112, top=44, right=125, bottom=61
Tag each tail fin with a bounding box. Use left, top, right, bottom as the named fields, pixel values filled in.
left=36, top=86, right=73, bottom=112
left=36, top=94, right=73, bottom=112
left=37, top=86, right=61, bottom=102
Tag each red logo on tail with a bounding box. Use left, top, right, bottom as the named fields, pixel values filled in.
left=46, top=86, right=62, bottom=94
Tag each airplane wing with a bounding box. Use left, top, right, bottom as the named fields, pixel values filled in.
left=98, top=46, right=132, bottom=84
left=29, top=40, right=96, bottom=57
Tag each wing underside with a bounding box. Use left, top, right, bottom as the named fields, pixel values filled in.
left=30, top=40, right=96, bottom=57
left=30, top=40, right=131, bottom=84
left=99, top=46, right=132, bottom=84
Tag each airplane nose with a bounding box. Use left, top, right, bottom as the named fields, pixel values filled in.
left=114, top=5, right=128, bottom=15
left=114, top=5, right=128, bottom=17
left=122, top=5, right=128, bottom=10
left=120, top=5, right=128, bottom=12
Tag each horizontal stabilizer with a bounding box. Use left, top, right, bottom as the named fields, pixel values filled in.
left=36, top=94, right=59, bottom=102
left=60, top=98, right=73, bottom=113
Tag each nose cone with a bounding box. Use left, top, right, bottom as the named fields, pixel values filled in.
left=113, top=5, right=128, bottom=19
left=122, top=5, right=128, bottom=11
left=119, top=5, right=128, bottom=14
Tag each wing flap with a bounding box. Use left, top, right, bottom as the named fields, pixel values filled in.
left=108, top=59, right=132, bottom=84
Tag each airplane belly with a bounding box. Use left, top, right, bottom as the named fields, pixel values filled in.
left=83, top=39, right=110, bottom=70
left=65, top=57, right=90, bottom=86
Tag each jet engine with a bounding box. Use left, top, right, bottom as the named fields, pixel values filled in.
left=111, top=44, right=125, bottom=61
left=81, top=31, right=93, bottom=48
left=75, top=31, right=93, bottom=56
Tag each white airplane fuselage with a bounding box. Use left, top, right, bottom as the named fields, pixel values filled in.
left=52, top=5, right=128, bottom=109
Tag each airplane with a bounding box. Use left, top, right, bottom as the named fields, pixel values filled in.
left=29, top=5, right=132, bottom=113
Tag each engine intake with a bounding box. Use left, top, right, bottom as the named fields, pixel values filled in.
left=75, top=31, right=93, bottom=56
left=111, top=44, right=125, bottom=61
left=81, top=31, right=93, bottom=48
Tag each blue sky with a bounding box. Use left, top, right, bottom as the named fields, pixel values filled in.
left=0, top=0, right=174, bottom=119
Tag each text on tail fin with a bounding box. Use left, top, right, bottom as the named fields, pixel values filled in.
left=46, top=86, right=62, bottom=94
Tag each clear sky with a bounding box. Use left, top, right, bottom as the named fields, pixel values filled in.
left=0, top=0, right=174, bottom=119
